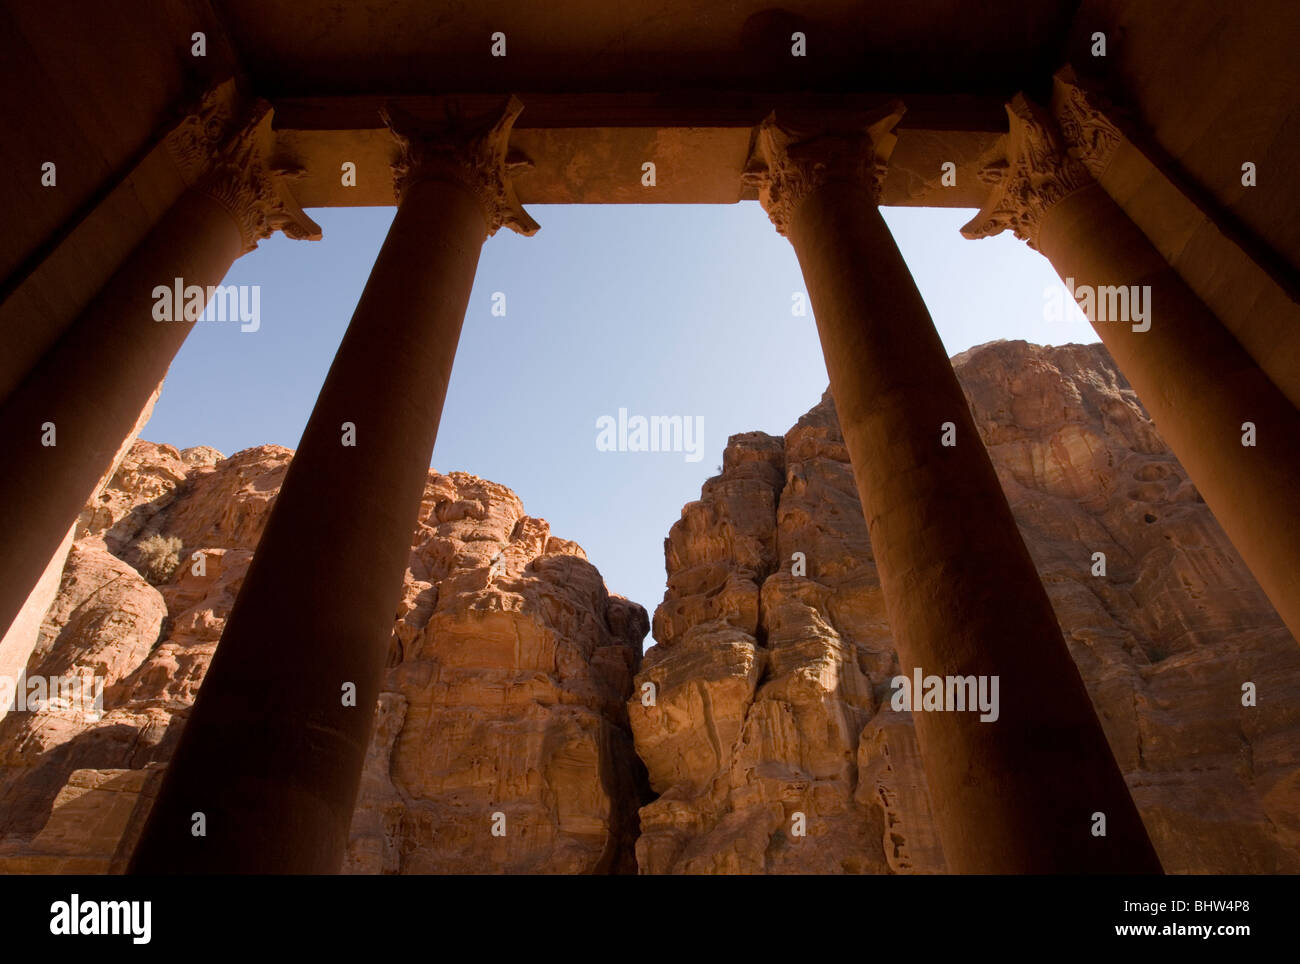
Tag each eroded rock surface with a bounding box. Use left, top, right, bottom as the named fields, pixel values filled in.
left=0, top=444, right=646, bottom=874
left=4, top=340, right=1296, bottom=875
left=632, top=340, right=1300, bottom=874
left=959, top=342, right=1300, bottom=873
left=631, top=398, right=938, bottom=874
left=345, top=472, right=647, bottom=874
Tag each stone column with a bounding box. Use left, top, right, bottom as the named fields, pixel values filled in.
left=0, top=96, right=320, bottom=646
left=0, top=381, right=162, bottom=720
left=963, top=95, right=1300, bottom=644
left=746, top=105, right=1162, bottom=873
left=128, top=97, right=538, bottom=874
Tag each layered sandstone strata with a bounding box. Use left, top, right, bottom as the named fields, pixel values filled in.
left=631, top=340, right=1300, bottom=874
left=0, top=444, right=645, bottom=874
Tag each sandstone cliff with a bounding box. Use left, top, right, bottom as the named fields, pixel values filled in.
left=4, top=339, right=1296, bottom=875
left=631, top=340, right=1300, bottom=874
left=0, top=444, right=646, bottom=874
left=346, top=472, right=646, bottom=874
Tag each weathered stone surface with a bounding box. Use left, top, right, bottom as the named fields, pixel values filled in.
left=77, top=441, right=190, bottom=547
left=0, top=446, right=286, bottom=846
left=957, top=341, right=1300, bottom=873
left=632, top=340, right=1300, bottom=874
left=0, top=767, right=164, bottom=874
left=5, top=340, right=1296, bottom=875
left=345, top=472, right=647, bottom=874
left=0, top=444, right=645, bottom=875
left=0, top=541, right=172, bottom=850
left=631, top=396, right=932, bottom=875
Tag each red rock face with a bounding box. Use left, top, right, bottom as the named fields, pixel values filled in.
left=632, top=340, right=1300, bottom=874
left=2, top=340, right=1296, bottom=874
left=0, top=445, right=291, bottom=871
left=631, top=397, right=940, bottom=874
left=0, top=447, right=647, bottom=874
left=957, top=342, right=1300, bottom=873
left=346, top=472, right=647, bottom=874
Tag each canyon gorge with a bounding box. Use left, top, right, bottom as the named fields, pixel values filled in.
left=0, top=340, right=1296, bottom=874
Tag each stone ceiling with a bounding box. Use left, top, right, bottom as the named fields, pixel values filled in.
left=2, top=1, right=1296, bottom=288
left=218, top=1, right=1079, bottom=98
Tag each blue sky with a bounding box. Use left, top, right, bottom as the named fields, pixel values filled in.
left=142, top=203, right=1095, bottom=643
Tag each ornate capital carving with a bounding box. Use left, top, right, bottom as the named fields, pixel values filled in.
left=1051, top=65, right=1123, bottom=180
left=960, top=94, right=1091, bottom=251
left=163, top=80, right=239, bottom=184
left=381, top=96, right=539, bottom=238
left=164, top=81, right=322, bottom=253
left=193, top=105, right=323, bottom=253
left=742, top=101, right=906, bottom=236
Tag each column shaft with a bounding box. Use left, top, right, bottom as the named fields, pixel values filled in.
left=789, top=183, right=1162, bottom=873
left=1037, top=183, right=1300, bottom=642
left=0, top=190, right=244, bottom=637
left=128, top=178, right=487, bottom=873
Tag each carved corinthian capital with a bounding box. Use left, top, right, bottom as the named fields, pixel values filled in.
left=742, top=101, right=906, bottom=236
left=165, top=81, right=322, bottom=253
left=1051, top=65, right=1123, bottom=180
left=382, top=95, right=539, bottom=237
left=960, top=95, right=1091, bottom=250
left=163, top=80, right=239, bottom=184
left=195, top=106, right=323, bottom=253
